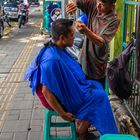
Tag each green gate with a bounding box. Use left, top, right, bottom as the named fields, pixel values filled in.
left=122, top=0, right=140, bottom=125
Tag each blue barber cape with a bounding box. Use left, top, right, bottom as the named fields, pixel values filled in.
left=24, top=45, right=118, bottom=135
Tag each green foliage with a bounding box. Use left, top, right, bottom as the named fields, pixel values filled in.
left=113, top=0, right=124, bottom=57
left=111, top=0, right=135, bottom=59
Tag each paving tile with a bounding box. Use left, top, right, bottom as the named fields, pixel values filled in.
left=0, top=132, right=13, bottom=140
left=16, top=88, right=31, bottom=94
left=0, top=111, right=5, bottom=118
left=12, top=97, right=25, bottom=101
left=13, top=94, right=25, bottom=98
left=7, top=110, right=20, bottom=115
left=24, top=94, right=34, bottom=100
left=0, top=65, right=12, bottom=69
left=30, top=125, right=42, bottom=132
left=13, top=132, right=27, bottom=140
left=27, top=131, right=43, bottom=140
left=2, top=120, right=30, bottom=132
left=31, top=120, right=43, bottom=126
left=9, top=100, right=33, bottom=110
left=19, top=110, right=32, bottom=120
left=0, top=68, right=6, bottom=73
left=32, top=109, right=45, bottom=120
left=6, top=114, right=19, bottom=121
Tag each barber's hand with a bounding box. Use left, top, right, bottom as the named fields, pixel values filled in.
left=66, top=3, right=77, bottom=14
left=60, top=112, right=75, bottom=121
left=75, top=21, right=87, bottom=34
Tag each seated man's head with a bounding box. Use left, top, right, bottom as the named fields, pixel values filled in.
left=97, top=0, right=117, bottom=16
left=51, top=18, right=74, bottom=48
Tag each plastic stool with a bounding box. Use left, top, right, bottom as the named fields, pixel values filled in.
left=44, top=109, right=77, bottom=140
left=100, top=134, right=139, bottom=140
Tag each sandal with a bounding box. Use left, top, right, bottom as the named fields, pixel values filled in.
left=88, top=127, right=101, bottom=139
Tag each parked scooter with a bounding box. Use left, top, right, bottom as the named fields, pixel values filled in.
left=18, top=6, right=28, bottom=28
left=0, top=15, right=4, bottom=39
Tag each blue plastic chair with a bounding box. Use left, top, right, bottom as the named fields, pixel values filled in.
left=44, top=109, right=77, bottom=140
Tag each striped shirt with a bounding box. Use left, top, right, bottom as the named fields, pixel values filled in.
left=77, top=0, right=120, bottom=79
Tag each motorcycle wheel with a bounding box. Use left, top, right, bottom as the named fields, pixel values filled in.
left=26, top=17, right=28, bottom=24
left=18, top=16, right=22, bottom=28
left=22, top=16, right=26, bottom=25
left=0, top=26, right=3, bottom=39
left=22, top=19, right=25, bottom=25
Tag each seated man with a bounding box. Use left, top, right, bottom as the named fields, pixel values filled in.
left=24, top=18, right=118, bottom=140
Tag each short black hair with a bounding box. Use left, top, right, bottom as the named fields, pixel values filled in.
left=51, top=18, right=73, bottom=41
left=100, top=0, right=116, bottom=3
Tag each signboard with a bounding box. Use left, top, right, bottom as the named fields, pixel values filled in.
left=43, top=0, right=63, bottom=33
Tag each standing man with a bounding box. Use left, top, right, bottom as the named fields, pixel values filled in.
left=66, top=0, right=120, bottom=88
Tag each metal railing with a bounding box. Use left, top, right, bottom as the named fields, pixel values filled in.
left=122, top=0, right=140, bottom=127
left=128, top=81, right=140, bottom=121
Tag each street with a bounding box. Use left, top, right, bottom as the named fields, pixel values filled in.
left=0, top=6, right=47, bottom=140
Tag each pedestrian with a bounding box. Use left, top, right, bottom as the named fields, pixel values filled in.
left=0, top=5, right=4, bottom=30
left=66, top=0, right=120, bottom=88
left=24, top=18, right=118, bottom=140
left=0, top=5, right=2, bottom=15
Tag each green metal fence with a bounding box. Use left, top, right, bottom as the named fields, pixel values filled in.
left=122, top=0, right=140, bottom=124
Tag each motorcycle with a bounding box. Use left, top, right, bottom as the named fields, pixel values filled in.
left=18, top=7, right=28, bottom=28
left=0, top=15, right=4, bottom=39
